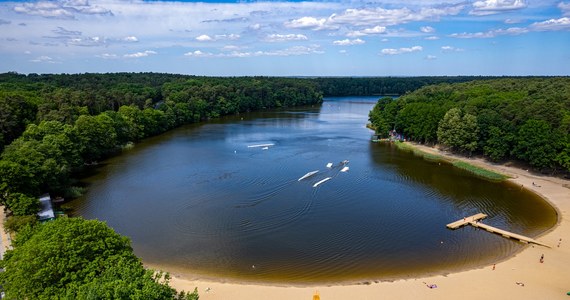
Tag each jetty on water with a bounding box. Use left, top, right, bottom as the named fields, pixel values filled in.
left=446, top=213, right=550, bottom=248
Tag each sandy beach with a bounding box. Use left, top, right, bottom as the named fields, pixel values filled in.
left=168, top=143, right=570, bottom=300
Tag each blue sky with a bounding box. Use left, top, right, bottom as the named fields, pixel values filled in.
left=0, top=0, right=569, bottom=76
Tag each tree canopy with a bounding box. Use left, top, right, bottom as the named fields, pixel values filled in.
left=369, top=77, right=570, bottom=172
left=0, top=217, right=198, bottom=300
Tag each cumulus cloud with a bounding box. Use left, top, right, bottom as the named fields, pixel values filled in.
left=196, top=34, right=240, bottom=42
left=196, top=34, right=213, bottom=41
left=420, top=26, right=435, bottom=33
left=329, top=5, right=463, bottom=27
left=347, top=26, right=386, bottom=37
left=184, top=50, right=214, bottom=57
left=284, top=16, right=331, bottom=30
left=286, top=4, right=463, bottom=34
left=470, top=0, right=527, bottom=16
left=530, top=17, right=570, bottom=31
left=425, top=55, right=437, bottom=60
left=450, top=27, right=528, bottom=38
left=67, top=36, right=106, bottom=47
left=265, top=34, right=308, bottom=42
left=380, top=46, right=423, bottom=55
left=13, top=0, right=112, bottom=19
left=333, top=38, right=365, bottom=46
left=124, top=50, right=156, bottom=58
left=441, top=45, right=464, bottom=52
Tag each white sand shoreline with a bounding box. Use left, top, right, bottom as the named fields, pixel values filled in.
left=166, top=143, right=570, bottom=299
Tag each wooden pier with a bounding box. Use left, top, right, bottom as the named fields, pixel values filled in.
left=446, top=213, right=550, bottom=248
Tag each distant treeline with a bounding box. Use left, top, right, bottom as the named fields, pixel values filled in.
left=369, top=78, right=570, bottom=173
left=312, top=76, right=495, bottom=96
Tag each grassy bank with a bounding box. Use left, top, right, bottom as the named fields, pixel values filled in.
left=391, top=141, right=508, bottom=182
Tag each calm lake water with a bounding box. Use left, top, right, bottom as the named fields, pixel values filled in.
left=71, top=96, right=557, bottom=284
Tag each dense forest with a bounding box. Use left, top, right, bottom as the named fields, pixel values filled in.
left=369, top=78, right=570, bottom=173
left=312, top=76, right=495, bottom=96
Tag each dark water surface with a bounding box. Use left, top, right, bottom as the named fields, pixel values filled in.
left=71, top=96, right=557, bottom=284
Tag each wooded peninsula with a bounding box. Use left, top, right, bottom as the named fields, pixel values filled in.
left=0, top=73, right=568, bottom=299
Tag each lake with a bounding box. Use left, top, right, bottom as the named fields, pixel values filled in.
left=71, top=96, right=557, bottom=284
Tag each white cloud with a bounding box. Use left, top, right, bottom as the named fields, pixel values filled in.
left=196, top=34, right=213, bottom=41
left=184, top=45, right=323, bottom=58
left=530, top=17, right=570, bottom=31
left=380, top=46, right=423, bottom=55
left=504, top=18, right=523, bottom=24
left=425, top=55, right=437, bottom=60
left=196, top=34, right=240, bottom=41
left=333, top=38, right=365, bottom=46
left=123, top=36, right=138, bottom=42
left=425, top=36, right=440, bottom=40
left=67, top=36, right=106, bottom=47
left=13, top=0, right=112, bottom=19
left=559, top=2, right=570, bottom=16
left=265, top=34, right=308, bottom=42
left=221, top=45, right=243, bottom=51
left=284, top=16, right=331, bottom=30
left=470, top=0, right=527, bottom=16
left=30, top=55, right=57, bottom=63
left=381, top=38, right=389, bottom=42
left=249, top=23, right=261, bottom=30
left=450, top=27, right=529, bottom=38
left=339, top=49, right=347, bottom=54
left=441, top=45, right=464, bottom=52
left=97, top=53, right=118, bottom=59
left=124, top=50, right=156, bottom=58
left=329, top=5, right=463, bottom=27
left=216, top=34, right=240, bottom=40
left=347, top=26, right=386, bottom=37
left=420, top=26, right=435, bottom=33
left=184, top=50, right=214, bottom=57
left=259, top=45, right=324, bottom=56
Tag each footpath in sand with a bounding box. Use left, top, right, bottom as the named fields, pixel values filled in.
left=168, top=143, right=570, bottom=300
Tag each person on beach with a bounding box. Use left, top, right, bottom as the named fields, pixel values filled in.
left=540, top=254, right=544, bottom=263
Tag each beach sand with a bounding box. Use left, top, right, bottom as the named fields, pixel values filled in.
left=167, top=143, right=570, bottom=299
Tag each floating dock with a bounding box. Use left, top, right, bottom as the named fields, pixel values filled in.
left=446, top=213, right=550, bottom=248
left=247, top=143, right=274, bottom=148
left=298, top=170, right=319, bottom=181
left=313, top=177, right=332, bottom=188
